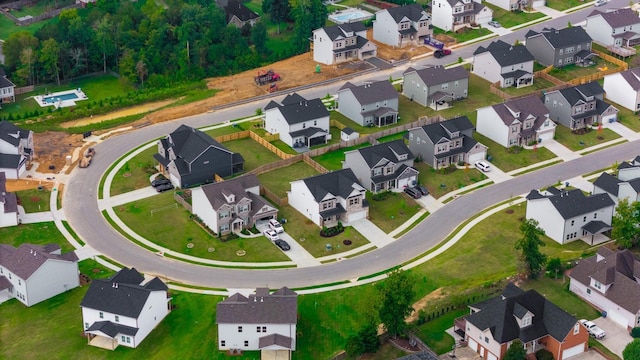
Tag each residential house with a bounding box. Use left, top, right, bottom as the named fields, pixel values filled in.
left=0, top=120, right=34, bottom=179
left=603, top=67, right=640, bottom=112
left=486, top=0, right=544, bottom=11
left=264, top=93, right=330, bottom=149
left=154, top=124, right=244, bottom=188
left=585, top=9, right=640, bottom=56
left=191, top=174, right=278, bottom=235
left=0, top=71, right=15, bottom=104
left=461, top=283, right=589, bottom=360
left=80, top=267, right=170, bottom=350
left=0, top=172, right=18, bottom=227
left=543, top=82, right=619, bottom=130
left=373, top=4, right=432, bottom=48
left=430, top=0, right=493, bottom=32
left=288, top=168, right=368, bottom=227
left=312, top=22, right=377, bottom=65
left=0, top=243, right=78, bottom=306
left=472, top=40, right=535, bottom=88
left=218, top=0, right=260, bottom=28
left=407, top=116, right=487, bottom=169
left=593, top=157, right=640, bottom=205
left=524, top=27, right=595, bottom=68
left=336, top=80, right=399, bottom=127
left=343, top=140, right=419, bottom=193
left=477, top=95, right=556, bottom=148
left=402, top=65, right=469, bottom=109
left=217, top=287, right=298, bottom=356
left=570, top=247, right=640, bottom=331
left=525, top=187, right=615, bottom=245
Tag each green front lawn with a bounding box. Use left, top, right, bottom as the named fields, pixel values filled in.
left=485, top=4, right=545, bottom=29
left=545, top=0, right=587, bottom=11
left=366, top=192, right=423, bottom=233
left=473, top=132, right=557, bottom=172
left=520, top=277, right=601, bottom=320
left=115, top=192, right=290, bottom=263
left=257, top=161, right=321, bottom=198
left=502, top=77, right=556, bottom=97
left=548, top=61, right=621, bottom=82
left=222, top=137, right=282, bottom=172
left=415, top=162, right=488, bottom=199
left=15, top=188, right=50, bottom=212
left=110, top=146, right=157, bottom=196
left=433, top=27, right=494, bottom=43
left=312, top=142, right=371, bottom=171
left=0, top=222, right=71, bottom=251
left=607, top=100, right=640, bottom=132
left=416, top=308, right=466, bottom=354
left=553, top=126, right=621, bottom=151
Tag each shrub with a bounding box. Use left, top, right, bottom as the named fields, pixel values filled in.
left=631, top=327, right=640, bottom=338
left=546, top=257, right=563, bottom=278
left=536, top=349, right=554, bottom=360
left=320, top=223, right=345, bottom=237
left=371, top=191, right=392, bottom=201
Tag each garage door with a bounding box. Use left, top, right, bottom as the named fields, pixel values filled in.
left=487, top=352, right=497, bottom=360
left=562, top=343, right=585, bottom=360
left=608, top=309, right=628, bottom=328
left=468, top=339, right=478, bottom=352
left=468, top=152, right=485, bottom=164
left=347, top=210, right=368, bottom=222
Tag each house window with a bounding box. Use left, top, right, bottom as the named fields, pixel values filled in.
left=566, top=47, right=574, bottom=53
left=238, top=326, right=243, bottom=332
left=99, top=312, right=104, bottom=319
left=220, top=224, right=229, bottom=233
left=302, top=123, right=306, bottom=128
left=8, top=273, right=10, bottom=279
left=314, top=120, right=317, bottom=126
left=522, top=315, right=531, bottom=327
left=571, top=220, right=574, bottom=226
left=18, top=280, right=21, bottom=285
left=441, top=83, right=449, bottom=90
left=583, top=216, right=587, bottom=222
left=454, top=81, right=459, bottom=87
left=121, top=336, right=126, bottom=342
left=594, top=213, right=597, bottom=219
left=262, top=326, right=267, bottom=332
left=126, top=337, right=131, bottom=344
left=512, top=126, right=518, bottom=133
left=594, top=281, right=602, bottom=289
left=221, top=340, right=226, bottom=347
left=257, top=326, right=261, bottom=332
left=559, top=49, right=563, bottom=55
left=587, top=288, right=591, bottom=294
left=485, top=337, right=489, bottom=343
left=574, top=323, right=580, bottom=335
left=115, top=315, right=119, bottom=322
left=349, top=197, right=360, bottom=206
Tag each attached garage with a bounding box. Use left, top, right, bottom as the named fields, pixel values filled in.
left=607, top=308, right=628, bottom=328
left=468, top=338, right=478, bottom=352
left=561, top=343, right=585, bottom=360
left=487, top=352, right=498, bottom=360
left=346, top=210, right=368, bottom=222
left=468, top=151, right=486, bottom=165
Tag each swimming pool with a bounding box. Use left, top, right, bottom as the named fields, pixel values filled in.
left=328, top=9, right=373, bottom=24
left=34, top=88, right=88, bottom=108
left=42, top=92, right=80, bottom=104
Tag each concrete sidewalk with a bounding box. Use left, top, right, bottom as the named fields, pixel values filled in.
left=540, top=140, right=581, bottom=161
left=99, top=186, right=159, bottom=210
left=350, top=219, right=395, bottom=248
left=535, top=5, right=566, bottom=19
left=607, top=121, right=640, bottom=141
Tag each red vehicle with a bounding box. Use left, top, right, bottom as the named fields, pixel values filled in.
left=434, top=49, right=452, bottom=58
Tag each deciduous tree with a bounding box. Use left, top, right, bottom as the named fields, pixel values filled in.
left=376, top=269, right=415, bottom=337
left=40, top=38, right=61, bottom=85
left=623, top=339, right=640, bottom=360
left=612, top=199, right=640, bottom=249
left=516, top=219, right=547, bottom=278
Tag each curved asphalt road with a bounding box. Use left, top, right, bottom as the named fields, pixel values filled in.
left=65, top=0, right=637, bottom=288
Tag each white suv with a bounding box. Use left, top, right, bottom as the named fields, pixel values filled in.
left=475, top=160, right=491, bottom=172
left=268, top=219, right=284, bottom=233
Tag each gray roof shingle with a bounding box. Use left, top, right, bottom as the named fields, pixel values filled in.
left=320, top=22, right=367, bottom=41
left=216, top=287, right=298, bottom=324
left=0, top=243, right=77, bottom=280
left=268, top=93, right=329, bottom=125
left=616, top=67, right=640, bottom=91
left=525, top=27, right=592, bottom=49
left=0, top=121, right=30, bottom=147
left=403, top=65, right=469, bottom=87
left=199, top=174, right=261, bottom=210
left=419, top=116, right=474, bottom=144
left=593, top=172, right=622, bottom=196
left=588, top=8, right=640, bottom=28
left=556, top=82, right=605, bottom=106
left=355, top=139, right=415, bottom=168
left=223, top=0, right=259, bottom=22
left=0, top=76, right=15, bottom=89
left=301, top=168, right=366, bottom=202
left=528, top=188, right=614, bottom=219
left=474, top=40, right=534, bottom=67
left=338, top=80, right=398, bottom=105
left=492, top=95, right=549, bottom=129
left=384, top=4, right=429, bottom=23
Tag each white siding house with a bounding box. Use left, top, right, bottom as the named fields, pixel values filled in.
left=431, top=0, right=492, bottom=32
left=585, top=9, right=640, bottom=50
left=472, top=40, right=534, bottom=88
left=264, top=93, right=330, bottom=149
left=0, top=121, right=34, bottom=179
left=0, top=75, right=15, bottom=104
left=312, top=22, right=376, bottom=65
left=373, top=4, right=432, bottom=47
left=603, top=68, right=640, bottom=112
left=0, top=172, right=18, bottom=228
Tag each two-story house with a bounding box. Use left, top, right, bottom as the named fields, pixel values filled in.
left=0, top=243, right=78, bottom=306
left=336, top=80, right=399, bottom=127
left=462, top=283, right=589, bottom=360
left=80, top=267, right=170, bottom=350
left=288, top=168, right=368, bottom=227
left=217, top=287, right=298, bottom=356
left=0, top=71, right=16, bottom=104
left=373, top=4, right=432, bottom=48
left=525, top=27, right=595, bottom=68
left=407, top=116, right=487, bottom=168
left=218, top=0, right=260, bottom=28
left=191, top=174, right=278, bottom=235
left=585, top=8, right=640, bottom=56
left=0, top=120, right=34, bottom=179
left=543, top=82, right=619, bottom=130
left=264, top=93, right=330, bottom=149
left=343, top=140, right=419, bottom=193
left=525, top=187, right=615, bottom=245
left=0, top=172, right=18, bottom=228
left=476, top=95, right=556, bottom=148
left=312, top=22, right=377, bottom=65
left=485, top=0, right=544, bottom=11
left=154, top=125, right=244, bottom=188
left=570, top=248, right=640, bottom=331
left=431, top=0, right=493, bottom=32
left=603, top=67, right=640, bottom=112
left=473, top=40, right=534, bottom=88
left=593, top=157, right=640, bottom=205
left=402, top=65, right=469, bottom=109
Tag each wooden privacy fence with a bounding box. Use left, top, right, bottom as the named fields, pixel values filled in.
left=594, top=49, right=629, bottom=70
left=215, top=130, right=295, bottom=160
left=260, top=186, right=288, bottom=207
left=248, top=155, right=303, bottom=176
left=14, top=85, right=35, bottom=95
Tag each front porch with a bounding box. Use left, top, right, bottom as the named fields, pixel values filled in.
left=429, top=92, right=454, bottom=111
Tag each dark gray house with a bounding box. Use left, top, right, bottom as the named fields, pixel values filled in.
left=402, top=65, right=469, bottom=109
left=343, top=140, right=418, bottom=193
left=407, top=116, right=487, bottom=169
left=154, top=125, right=244, bottom=188
left=217, top=0, right=260, bottom=28
left=525, top=27, right=595, bottom=68
left=337, top=80, right=399, bottom=127
left=543, top=82, right=619, bottom=130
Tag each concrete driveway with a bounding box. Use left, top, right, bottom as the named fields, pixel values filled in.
left=255, top=222, right=321, bottom=267
left=593, top=317, right=633, bottom=358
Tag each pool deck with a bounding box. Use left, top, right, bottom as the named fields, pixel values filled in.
left=33, top=89, right=89, bottom=109
left=328, top=8, right=373, bottom=24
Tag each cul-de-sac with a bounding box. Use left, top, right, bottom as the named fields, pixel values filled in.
left=1, top=0, right=640, bottom=358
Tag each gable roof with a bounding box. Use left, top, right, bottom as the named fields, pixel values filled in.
left=593, top=172, right=622, bottom=195
left=267, top=93, right=329, bottom=125
left=465, top=283, right=578, bottom=344
left=473, top=40, right=534, bottom=66
left=492, top=95, right=549, bottom=128
left=354, top=140, right=415, bottom=168
left=385, top=4, right=429, bottom=22
left=223, top=0, right=259, bottom=22
left=614, top=67, right=640, bottom=91
left=338, top=80, right=398, bottom=105
left=0, top=173, right=17, bottom=214
left=404, top=65, right=468, bottom=86
left=0, top=76, right=15, bottom=89
left=301, top=168, right=365, bottom=202
left=0, top=243, right=77, bottom=280
left=216, top=287, right=298, bottom=324
left=527, top=188, right=614, bottom=219
left=80, top=267, right=167, bottom=318
left=160, top=124, right=241, bottom=167
left=525, top=27, right=592, bottom=48
left=570, top=249, right=640, bottom=313
left=0, top=121, right=30, bottom=147
left=199, top=174, right=261, bottom=210
left=87, top=320, right=139, bottom=337
left=556, top=82, right=605, bottom=106
left=319, top=22, right=367, bottom=41
left=588, top=8, right=640, bottom=28
left=258, top=333, right=293, bottom=349
left=418, top=116, right=474, bottom=143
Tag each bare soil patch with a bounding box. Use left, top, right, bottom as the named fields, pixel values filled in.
left=5, top=179, right=55, bottom=192
left=59, top=99, right=176, bottom=128
left=33, top=131, right=84, bottom=173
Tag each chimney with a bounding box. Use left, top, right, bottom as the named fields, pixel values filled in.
left=260, top=297, right=264, bottom=302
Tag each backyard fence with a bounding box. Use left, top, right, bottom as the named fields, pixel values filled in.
left=214, top=130, right=250, bottom=143
left=215, top=130, right=294, bottom=160
left=248, top=154, right=303, bottom=176
left=260, top=186, right=288, bottom=207
left=14, top=85, right=35, bottom=95
left=0, top=0, right=80, bottom=26
left=174, top=193, right=192, bottom=213
left=302, top=154, right=329, bottom=174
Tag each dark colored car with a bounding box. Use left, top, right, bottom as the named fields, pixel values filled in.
left=416, top=185, right=429, bottom=196
left=404, top=187, right=422, bottom=199
left=151, top=178, right=171, bottom=187
left=275, top=239, right=290, bottom=251
left=434, top=49, right=452, bottom=58
left=155, top=183, right=175, bottom=193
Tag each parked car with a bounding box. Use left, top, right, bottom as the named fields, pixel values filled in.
left=474, top=160, right=491, bottom=172
left=488, top=20, right=501, bottom=28
left=151, top=178, right=171, bottom=187
left=594, top=0, right=606, bottom=6
left=274, top=239, right=290, bottom=251
left=433, top=49, right=452, bottom=58
left=404, top=187, right=422, bottom=199
left=416, top=185, right=429, bottom=196
left=580, top=319, right=606, bottom=339
left=78, top=147, right=95, bottom=168
left=155, top=183, right=174, bottom=193
left=268, top=219, right=284, bottom=233
left=263, top=229, right=279, bottom=241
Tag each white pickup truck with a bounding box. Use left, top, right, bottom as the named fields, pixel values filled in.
left=580, top=319, right=606, bottom=339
